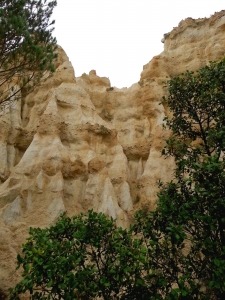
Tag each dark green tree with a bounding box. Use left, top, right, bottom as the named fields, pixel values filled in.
left=163, top=59, right=225, bottom=298
left=10, top=211, right=150, bottom=300
left=0, top=0, right=57, bottom=109
left=134, top=59, right=225, bottom=299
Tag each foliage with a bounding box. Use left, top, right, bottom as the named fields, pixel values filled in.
left=0, top=0, right=57, bottom=109
left=135, top=59, right=225, bottom=298
left=162, top=60, right=225, bottom=169
left=10, top=211, right=151, bottom=300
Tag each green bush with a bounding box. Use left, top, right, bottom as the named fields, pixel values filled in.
left=10, top=211, right=150, bottom=299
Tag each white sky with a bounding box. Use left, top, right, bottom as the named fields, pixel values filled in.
left=53, top=1, right=225, bottom=88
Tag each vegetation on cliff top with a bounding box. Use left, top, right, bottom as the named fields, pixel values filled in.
left=10, top=59, right=225, bottom=299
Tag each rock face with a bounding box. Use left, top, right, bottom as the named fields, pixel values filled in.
left=1, top=10, right=225, bottom=292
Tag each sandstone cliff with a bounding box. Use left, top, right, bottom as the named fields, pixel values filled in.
left=1, top=10, right=225, bottom=292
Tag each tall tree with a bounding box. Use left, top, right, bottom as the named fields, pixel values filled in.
left=139, top=59, right=225, bottom=298
left=0, top=0, right=57, bottom=110
left=133, top=59, right=225, bottom=299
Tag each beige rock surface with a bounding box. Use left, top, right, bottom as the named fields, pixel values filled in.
left=1, top=11, right=225, bottom=293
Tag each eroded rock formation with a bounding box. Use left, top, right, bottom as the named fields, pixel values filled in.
left=1, top=10, right=225, bottom=292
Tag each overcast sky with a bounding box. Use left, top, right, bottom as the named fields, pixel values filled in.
left=53, top=1, right=225, bottom=88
